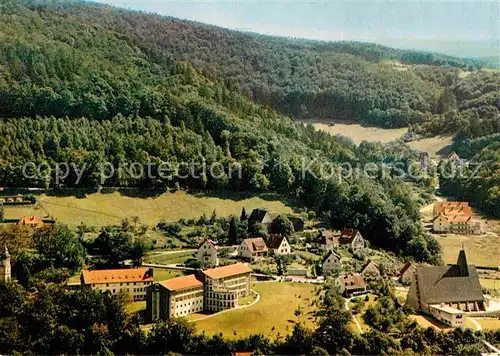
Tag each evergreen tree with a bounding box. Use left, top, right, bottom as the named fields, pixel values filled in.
left=240, top=207, right=248, bottom=221
left=228, top=216, right=238, bottom=244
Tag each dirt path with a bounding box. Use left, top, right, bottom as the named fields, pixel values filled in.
left=345, top=298, right=363, bottom=334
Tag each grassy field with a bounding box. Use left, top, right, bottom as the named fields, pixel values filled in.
left=126, top=301, right=146, bottom=315
left=434, top=234, right=500, bottom=266
left=479, top=279, right=500, bottom=291
left=153, top=268, right=185, bottom=281
left=194, top=282, right=318, bottom=339
left=409, top=315, right=451, bottom=330
left=145, top=251, right=196, bottom=265
left=4, top=190, right=293, bottom=228
left=474, top=318, right=500, bottom=330
left=348, top=294, right=377, bottom=333
left=407, top=135, right=454, bottom=158
left=307, top=122, right=406, bottom=144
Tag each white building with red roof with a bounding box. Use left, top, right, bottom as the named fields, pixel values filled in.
left=81, top=267, right=153, bottom=301
left=196, top=239, right=219, bottom=267
left=147, top=263, right=252, bottom=321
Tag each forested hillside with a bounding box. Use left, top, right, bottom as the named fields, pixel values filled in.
left=0, top=0, right=442, bottom=261
left=7, top=0, right=496, bottom=131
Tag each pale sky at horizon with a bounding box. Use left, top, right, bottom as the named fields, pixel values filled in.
left=88, top=0, right=499, bottom=58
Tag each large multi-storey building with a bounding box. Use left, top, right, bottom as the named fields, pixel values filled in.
left=147, top=263, right=252, bottom=321
left=81, top=268, right=154, bottom=301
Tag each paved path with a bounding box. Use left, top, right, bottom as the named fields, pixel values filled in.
left=189, top=290, right=261, bottom=322
left=345, top=297, right=363, bottom=334
left=468, top=317, right=482, bottom=331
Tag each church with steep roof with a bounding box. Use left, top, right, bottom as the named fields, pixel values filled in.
left=406, top=249, right=485, bottom=315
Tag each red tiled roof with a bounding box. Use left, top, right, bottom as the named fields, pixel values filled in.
left=317, top=230, right=339, bottom=245
left=243, top=238, right=268, bottom=253
left=18, top=216, right=43, bottom=225
left=159, top=275, right=203, bottom=291
left=82, top=268, right=153, bottom=285
left=339, top=274, right=366, bottom=290
left=339, top=228, right=360, bottom=244
left=198, top=239, right=218, bottom=250
left=203, top=263, right=252, bottom=279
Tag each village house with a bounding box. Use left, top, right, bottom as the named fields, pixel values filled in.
left=196, top=239, right=219, bottom=267
left=18, top=216, right=44, bottom=228
left=432, top=202, right=481, bottom=235
left=399, top=261, right=417, bottom=285
left=266, top=235, right=292, bottom=256
left=339, top=229, right=365, bottom=250
left=81, top=268, right=154, bottom=301
left=248, top=208, right=273, bottom=228
left=406, top=249, right=486, bottom=325
left=0, top=246, right=11, bottom=283
left=238, top=237, right=268, bottom=261
left=322, top=250, right=341, bottom=276
left=337, top=274, right=367, bottom=297
left=287, top=215, right=305, bottom=232
left=313, top=230, right=339, bottom=251
left=147, top=263, right=252, bottom=321
left=360, top=260, right=380, bottom=278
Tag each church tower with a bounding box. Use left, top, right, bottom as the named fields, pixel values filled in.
left=0, top=246, right=11, bottom=282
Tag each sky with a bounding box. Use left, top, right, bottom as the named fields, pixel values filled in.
left=90, top=0, right=499, bottom=58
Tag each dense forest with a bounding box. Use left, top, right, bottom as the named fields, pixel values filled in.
left=0, top=0, right=443, bottom=262
left=5, top=0, right=497, bottom=131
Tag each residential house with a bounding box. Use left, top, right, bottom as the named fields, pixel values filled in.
left=399, top=262, right=416, bottom=285
left=360, top=260, right=380, bottom=278
left=322, top=250, right=341, bottom=276
left=238, top=238, right=268, bottom=261
left=337, top=274, right=367, bottom=297
left=81, top=268, right=154, bottom=301
left=197, top=239, right=219, bottom=267
left=339, top=229, right=365, bottom=250
left=248, top=209, right=273, bottom=227
left=314, top=230, right=339, bottom=252
left=266, top=235, right=292, bottom=256
left=18, top=216, right=44, bottom=228
left=287, top=215, right=305, bottom=232
left=147, top=263, right=252, bottom=321
left=406, top=250, right=486, bottom=318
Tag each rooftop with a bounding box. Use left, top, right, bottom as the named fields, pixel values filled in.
left=159, top=274, right=203, bottom=291
left=82, top=268, right=153, bottom=285
left=203, top=263, right=252, bottom=279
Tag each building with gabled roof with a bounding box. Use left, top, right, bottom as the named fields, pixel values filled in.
left=248, top=208, right=273, bottom=226
left=337, top=274, right=367, bottom=297
left=313, top=230, right=339, bottom=251
left=147, top=263, right=252, bottom=321
left=81, top=267, right=153, bottom=301
left=339, top=229, right=365, bottom=250
left=406, top=249, right=485, bottom=316
left=322, top=250, right=341, bottom=276
left=432, top=201, right=480, bottom=234
left=238, top=237, right=268, bottom=261
left=399, top=261, right=416, bottom=285
left=197, top=239, right=219, bottom=267
left=18, top=216, right=44, bottom=228
left=360, top=260, right=380, bottom=278
left=266, top=235, right=292, bottom=255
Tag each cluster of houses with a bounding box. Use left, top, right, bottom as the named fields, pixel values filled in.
left=0, top=195, right=35, bottom=205
left=432, top=201, right=481, bottom=235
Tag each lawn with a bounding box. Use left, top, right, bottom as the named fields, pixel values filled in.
left=145, top=251, right=195, bottom=265
left=408, top=315, right=451, bottom=331
left=153, top=268, right=185, bottom=282
left=475, top=318, right=500, bottom=330
left=435, top=233, right=500, bottom=266
left=307, top=121, right=406, bottom=144
left=348, top=294, right=377, bottom=333
left=480, top=279, right=500, bottom=291
left=4, top=190, right=293, bottom=228
left=194, top=282, right=318, bottom=339
left=126, top=301, right=146, bottom=315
